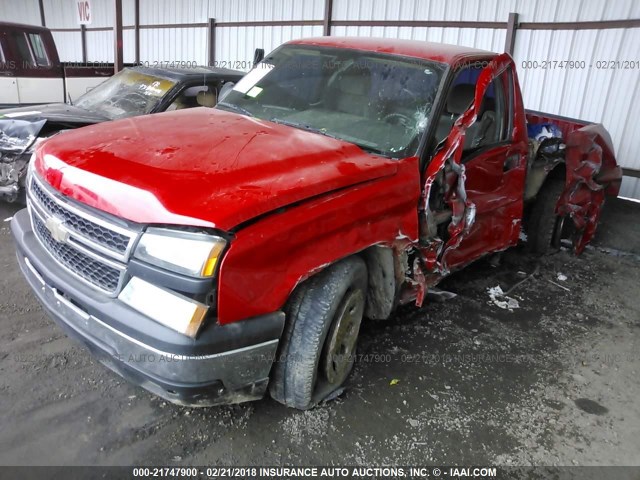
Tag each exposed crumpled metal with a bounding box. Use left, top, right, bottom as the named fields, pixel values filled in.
left=557, top=124, right=621, bottom=254
left=0, top=118, right=46, bottom=155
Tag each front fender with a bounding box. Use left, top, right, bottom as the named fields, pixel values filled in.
left=216, top=157, right=421, bottom=324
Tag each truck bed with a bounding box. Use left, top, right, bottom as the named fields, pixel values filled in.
left=526, top=108, right=621, bottom=193
left=526, top=109, right=590, bottom=140
left=525, top=109, right=622, bottom=253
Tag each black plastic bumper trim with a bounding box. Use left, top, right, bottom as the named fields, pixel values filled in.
left=11, top=208, right=285, bottom=356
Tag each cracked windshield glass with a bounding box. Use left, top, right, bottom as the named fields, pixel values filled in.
left=217, top=45, right=446, bottom=157
left=75, top=69, right=176, bottom=120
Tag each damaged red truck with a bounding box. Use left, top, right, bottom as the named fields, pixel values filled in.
left=11, top=37, right=621, bottom=410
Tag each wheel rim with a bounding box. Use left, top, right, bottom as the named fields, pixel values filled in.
left=321, top=289, right=365, bottom=386
left=551, top=215, right=566, bottom=249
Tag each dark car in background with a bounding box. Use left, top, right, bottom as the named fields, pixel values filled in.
left=0, top=65, right=244, bottom=202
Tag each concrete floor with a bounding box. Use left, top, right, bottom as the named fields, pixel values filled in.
left=0, top=198, right=638, bottom=466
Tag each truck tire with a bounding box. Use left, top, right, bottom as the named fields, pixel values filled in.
left=269, top=257, right=368, bottom=410
left=527, top=178, right=566, bottom=254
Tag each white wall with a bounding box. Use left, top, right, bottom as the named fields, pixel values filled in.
left=208, top=0, right=325, bottom=64
left=329, top=0, right=640, bottom=198
left=1, top=0, right=638, bottom=197
left=0, top=0, right=41, bottom=24
left=0, top=0, right=135, bottom=62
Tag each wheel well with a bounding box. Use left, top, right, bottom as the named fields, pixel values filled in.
left=289, top=246, right=397, bottom=322
left=523, top=162, right=567, bottom=232
left=525, top=161, right=566, bottom=202
left=359, top=245, right=396, bottom=320
left=547, top=162, right=566, bottom=182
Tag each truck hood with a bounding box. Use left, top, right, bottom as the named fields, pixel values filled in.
left=0, top=104, right=108, bottom=155
left=0, top=103, right=108, bottom=126
left=36, top=108, right=400, bottom=230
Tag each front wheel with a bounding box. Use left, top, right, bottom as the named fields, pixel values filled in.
left=526, top=178, right=566, bottom=255
left=269, top=257, right=368, bottom=410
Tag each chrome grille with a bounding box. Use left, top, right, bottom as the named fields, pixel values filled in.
left=32, top=215, right=121, bottom=292
left=27, top=174, right=138, bottom=295
left=30, top=180, right=130, bottom=255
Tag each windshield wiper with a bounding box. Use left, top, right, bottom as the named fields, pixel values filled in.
left=272, top=117, right=389, bottom=155
left=270, top=118, right=340, bottom=140
left=355, top=144, right=386, bottom=156
left=217, top=102, right=254, bottom=117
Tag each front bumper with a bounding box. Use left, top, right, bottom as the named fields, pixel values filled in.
left=11, top=209, right=285, bottom=406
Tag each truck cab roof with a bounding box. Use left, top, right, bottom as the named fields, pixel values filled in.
left=130, top=65, right=245, bottom=82
left=289, top=36, right=496, bottom=66
left=0, top=21, right=50, bottom=32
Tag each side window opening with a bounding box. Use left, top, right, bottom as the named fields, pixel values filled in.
left=28, top=33, right=50, bottom=67
left=471, top=76, right=503, bottom=149
left=421, top=58, right=516, bottom=247
left=12, top=32, right=34, bottom=67
left=504, top=67, right=515, bottom=141
left=167, top=84, right=219, bottom=111
left=10, top=32, right=50, bottom=68
left=433, top=65, right=511, bottom=151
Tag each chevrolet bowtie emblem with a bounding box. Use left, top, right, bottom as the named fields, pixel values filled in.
left=45, top=216, right=70, bottom=244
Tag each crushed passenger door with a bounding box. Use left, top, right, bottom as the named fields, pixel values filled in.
left=420, top=54, right=528, bottom=275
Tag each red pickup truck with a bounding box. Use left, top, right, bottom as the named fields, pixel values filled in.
left=11, top=37, right=621, bottom=410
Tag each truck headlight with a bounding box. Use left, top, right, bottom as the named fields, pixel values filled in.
left=133, top=228, right=226, bottom=278
left=26, top=153, right=36, bottom=186
left=119, top=277, right=208, bottom=338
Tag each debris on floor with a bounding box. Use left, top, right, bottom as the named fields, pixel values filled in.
left=1, top=199, right=639, bottom=467
left=548, top=279, right=570, bottom=291
left=487, top=285, right=520, bottom=310
left=426, top=288, right=458, bottom=303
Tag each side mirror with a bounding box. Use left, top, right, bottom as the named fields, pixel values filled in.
left=253, top=48, right=265, bottom=68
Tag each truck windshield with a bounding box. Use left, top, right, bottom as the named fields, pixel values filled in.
left=217, top=45, right=446, bottom=157
left=75, top=69, right=176, bottom=120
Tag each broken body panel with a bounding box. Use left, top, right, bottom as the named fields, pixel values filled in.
left=526, top=112, right=621, bottom=253
left=12, top=37, right=622, bottom=406
left=0, top=66, right=244, bottom=202
left=30, top=41, right=621, bottom=323
left=419, top=54, right=527, bottom=284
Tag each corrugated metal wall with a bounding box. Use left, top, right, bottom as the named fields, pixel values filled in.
left=209, top=0, right=325, bottom=64
left=0, top=0, right=41, bottom=24
left=509, top=0, right=640, bottom=199
left=1, top=0, right=638, bottom=197
left=138, top=0, right=207, bottom=64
